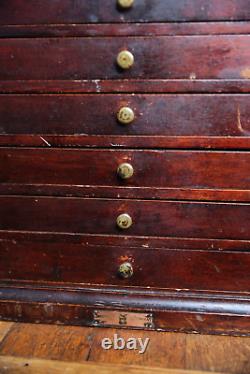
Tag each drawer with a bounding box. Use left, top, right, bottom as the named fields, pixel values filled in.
left=1, top=94, right=250, bottom=137
left=1, top=148, right=250, bottom=201
left=1, top=196, right=250, bottom=240
left=1, top=0, right=249, bottom=25
left=0, top=240, right=249, bottom=293
left=0, top=36, right=250, bottom=80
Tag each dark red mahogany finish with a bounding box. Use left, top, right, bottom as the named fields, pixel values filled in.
left=0, top=1, right=250, bottom=335
left=0, top=0, right=249, bottom=25
left=0, top=36, right=249, bottom=80
left=1, top=148, right=250, bottom=201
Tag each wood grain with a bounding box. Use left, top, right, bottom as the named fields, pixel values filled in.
left=0, top=36, right=250, bottom=80
left=1, top=0, right=249, bottom=25
left=1, top=79, right=250, bottom=95
left=1, top=241, right=250, bottom=292
left=1, top=148, right=250, bottom=198
left=0, top=324, right=92, bottom=361
left=1, top=94, right=250, bottom=138
left=1, top=196, right=250, bottom=240
left=1, top=230, right=250, bottom=252
left=0, top=322, right=13, bottom=344
left=0, top=322, right=249, bottom=373
left=1, top=22, right=250, bottom=38
left=0, top=356, right=224, bottom=374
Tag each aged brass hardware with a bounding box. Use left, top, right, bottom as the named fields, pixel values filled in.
left=117, top=50, right=134, bottom=70
left=117, top=0, right=134, bottom=9
left=118, top=262, right=134, bottom=279
left=93, top=310, right=154, bottom=328
left=117, top=106, right=135, bottom=124
left=116, top=213, right=133, bottom=229
left=117, top=163, right=134, bottom=179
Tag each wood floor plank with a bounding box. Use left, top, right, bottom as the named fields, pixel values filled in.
left=0, top=323, right=93, bottom=361
left=0, top=323, right=249, bottom=373
left=0, top=356, right=224, bottom=374
left=0, top=323, right=14, bottom=345
left=88, top=328, right=187, bottom=368
left=185, top=334, right=250, bottom=374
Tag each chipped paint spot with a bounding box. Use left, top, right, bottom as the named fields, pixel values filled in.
left=40, top=136, right=51, bottom=147
left=237, top=106, right=250, bottom=135
left=241, top=68, right=250, bottom=79
left=43, top=303, right=54, bottom=317
left=93, top=79, right=101, bottom=93
left=196, top=315, right=205, bottom=322
left=189, top=72, right=196, bottom=80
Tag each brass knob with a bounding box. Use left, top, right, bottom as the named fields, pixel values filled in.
left=117, top=163, right=134, bottom=179
left=118, top=262, right=134, bottom=279
left=117, top=0, right=134, bottom=9
left=117, top=213, right=133, bottom=230
left=117, top=50, right=134, bottom=70
left=117, top=107, right=135, bottom=125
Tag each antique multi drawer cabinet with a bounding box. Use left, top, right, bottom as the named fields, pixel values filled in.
left=0, top=0, right=250, bottom=335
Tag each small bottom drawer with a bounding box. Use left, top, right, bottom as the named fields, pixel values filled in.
left=1, top=238, right=249, bottom=293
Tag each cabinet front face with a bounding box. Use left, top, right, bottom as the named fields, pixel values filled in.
left=0, top=94, right=250, bottom=136
left=1, top=0, right=249, bottom=25
left=1, top=196, right=250, bottom=241
left=1, top=148, right=250, bottom=201
left=0, top=36, right=249, bottom=80
left=0, top=241, right=250, bottom=293
left=0, top=0, right=250, bottom=336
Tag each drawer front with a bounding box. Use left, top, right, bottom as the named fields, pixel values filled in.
left=0, top=36, right=250, bottom=80
left=1, top=0, right=249, bottom=25
left=1, top=94, right=249, bottom=137
left=0, top=240, right=250, bottom=293
left=1, top=196, right=250, bottom=240
left=1, top=148, right=250, bottom=199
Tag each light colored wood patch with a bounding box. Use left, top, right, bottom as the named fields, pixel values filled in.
left=0, top=322, right=14, bottom=344
left=241, top=68, right=250, bottom=79
left=0, top=356, right=224, bottom=374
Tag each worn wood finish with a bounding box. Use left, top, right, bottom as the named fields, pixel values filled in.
left=1, top=1, right=250, bottom=335
left=0, top=285, right=249, bottom=335
left=0, top=322, right=13, bottom=344
left=0, top=94, right=249, bottom=139
left=1, top=22, right=250, bottom=38
left=2, top=134, right=250, bottom=150
left=1, top=36, right=250, bottom=80
left=1, top=323, right=250, bottom=374
left=1, top=0, right=249, bottom=25
left=1, top=80, right=250, bottom=95
left=1, top=239, right=250, bottom=292
left=1, top=196, right=250, bottom=240
left=0, top=356, right=224, bottom=374
left=1, top=230, right=250, bottom=252
left=1, top=148, right=250, bottom=201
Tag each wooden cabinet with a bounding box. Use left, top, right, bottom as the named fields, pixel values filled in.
left=0, top=0, right=250, bottom=335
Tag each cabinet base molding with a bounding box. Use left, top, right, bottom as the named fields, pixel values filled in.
left=0, top=284, right=249, bottom=336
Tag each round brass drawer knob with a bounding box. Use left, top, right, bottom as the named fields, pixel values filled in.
left=116, top=213, right=133, bottom=230
left=117, top=0, right=134, bottom=9
left=117, top=163, right=134, bottom=179
left=117, top=50, right=134, bottom=70
left=118, top=262, right=134, bottom=279
left=117, top=107, right=135, bottom=125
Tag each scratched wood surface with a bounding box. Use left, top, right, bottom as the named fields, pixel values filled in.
left=0, top=357, right=224, bottom=374
left=1, top=148, right=250, bottom=202
left=1, top=196, right=250, bottom=240
left=1, top=243, right=250, bottom=292
left=1, top=22, right=250, bottom=38
left=0, top=94, right=249, bottom=137
left=1, top=0, right=249, bottom=25
left=0, top=322, right=249, bottom=373
left=1, top=36, right=250, bottom=81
